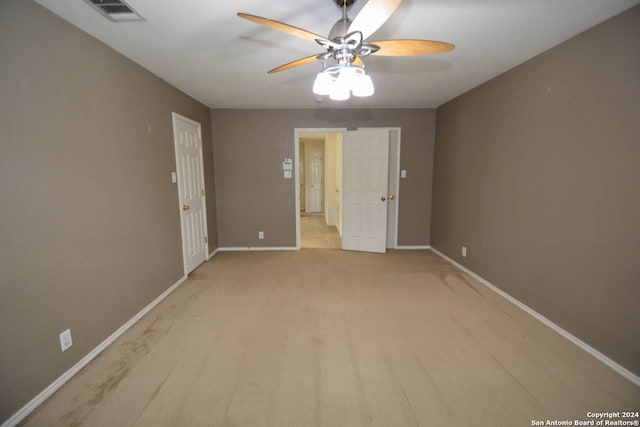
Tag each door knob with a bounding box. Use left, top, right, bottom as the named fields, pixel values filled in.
left=381, top=196, right=386, bottom=202
left=389, top=195, right=395, bottom=200
left=182, top=204, right=190, bottom=211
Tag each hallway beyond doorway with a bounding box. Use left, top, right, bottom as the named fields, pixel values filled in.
left=300, top=213, right=341, bottom=249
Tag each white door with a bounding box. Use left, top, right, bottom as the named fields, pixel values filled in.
left=336, top=135, right=343, bottom=236
left=342, top=129, right=389, bottom=253
left=172, top=113, right=208, bottom=274
left=308, top=149, right=324, bottom=213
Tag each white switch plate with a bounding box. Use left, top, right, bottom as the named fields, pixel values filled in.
left=171, top=172, right=177, bottom=183
left=461, top=246, right=467, bottom=257
left=401, top=170, right=407, bottom=178
left=284, top=170, right=292, bottom=179
left=258, top=231, right=264, bottom=239
left=59, top=329, right=72, bottom=352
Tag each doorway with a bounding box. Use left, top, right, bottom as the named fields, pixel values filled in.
left=297, top=131, right=343, bottom=249
left=294, top=127, right=401, bottom=252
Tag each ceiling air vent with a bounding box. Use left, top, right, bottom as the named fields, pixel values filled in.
left=85, top=0, right=145, bottom=22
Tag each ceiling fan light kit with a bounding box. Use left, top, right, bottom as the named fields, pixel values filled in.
left=238, top=0, right=454, bottom=102
left=313, top=65, right=375, bottom=100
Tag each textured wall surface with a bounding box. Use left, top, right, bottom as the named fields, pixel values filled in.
left=211, top=108, right=436, bottom=248
left=432, top=6, right=640, bottom=375
left=0, top=1, right=216, bottom=421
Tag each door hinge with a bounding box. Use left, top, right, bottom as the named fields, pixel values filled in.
left=201, top=189, right=205, bottom=196
left=204, top=236, right=208, bottom=243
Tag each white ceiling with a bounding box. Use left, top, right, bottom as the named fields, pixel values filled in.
left=34, top=0, right=640, bottom=109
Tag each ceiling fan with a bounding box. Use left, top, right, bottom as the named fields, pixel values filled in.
left=238, top=0, right=455, bottom=100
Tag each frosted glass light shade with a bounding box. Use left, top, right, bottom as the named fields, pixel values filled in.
left=352, top=74, right=374, bottom=97
left=312, top=72, right=333, bottom=96
left=329, top=85, right=350, bottom=101
left=339, top=66, right=359, bottom=87
left=312, top=64, right=373, bottom=101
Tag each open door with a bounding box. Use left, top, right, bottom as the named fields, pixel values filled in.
left=342, top=129, right=389, bottom=253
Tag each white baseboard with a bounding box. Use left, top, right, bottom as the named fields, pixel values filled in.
left=207, top=248, right=220, bottom=260
left=394, top=245, right=431, bottom=250
left=1, top=275, right=188, bottom=427
left=218, top=246, right=297, bottom=252
left=429, top=247, right=640, bottom=387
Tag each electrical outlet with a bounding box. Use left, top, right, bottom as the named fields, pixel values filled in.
left=461, top=246, right=467, bottom=257
left=258, top=231, right=264, bottom=240
left=59, top=329, right=73, bottom=352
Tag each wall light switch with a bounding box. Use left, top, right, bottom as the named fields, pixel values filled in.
left=284, top=170, right=292, bottom=179
left=462, top=246, right=467, bottom=257
left=401, top=170, right=407, bottom=178
left=171, top=172, right=177, bottom=183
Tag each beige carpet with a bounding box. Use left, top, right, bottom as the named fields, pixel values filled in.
left=23, top=250, right=639, bottom=426
left=300, top=214, right=341, bottom=249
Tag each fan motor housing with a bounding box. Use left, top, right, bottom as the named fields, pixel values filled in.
left=329, top=17, right=352, bottom=39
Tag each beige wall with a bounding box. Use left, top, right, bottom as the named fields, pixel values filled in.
left=432, top=5, right=640, bottom=375
left=0, top=0, right=216, bottom=421
left=211, top=109, right=436, bottom=247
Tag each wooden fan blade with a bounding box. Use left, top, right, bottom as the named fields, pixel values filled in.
left=353, top=56, right=365, bottom=67
left=238, top=13, right=328, bottom=44
left=370, top=39, right=455, bottom=56
left=348, top=0, right=402, bottom=40
left=268, top=55, right=320, bottom=74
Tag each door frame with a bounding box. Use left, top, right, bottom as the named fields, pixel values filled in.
left=294, top=127, right=400, bottom=250
left=358, top=127, right=401, bottom=249
left=294, top=128, right=347, bottom=250
left=172, top=112, right=209, bottom=274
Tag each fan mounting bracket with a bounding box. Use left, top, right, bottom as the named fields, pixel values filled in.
left=333, top=0, right=356, bottom=9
